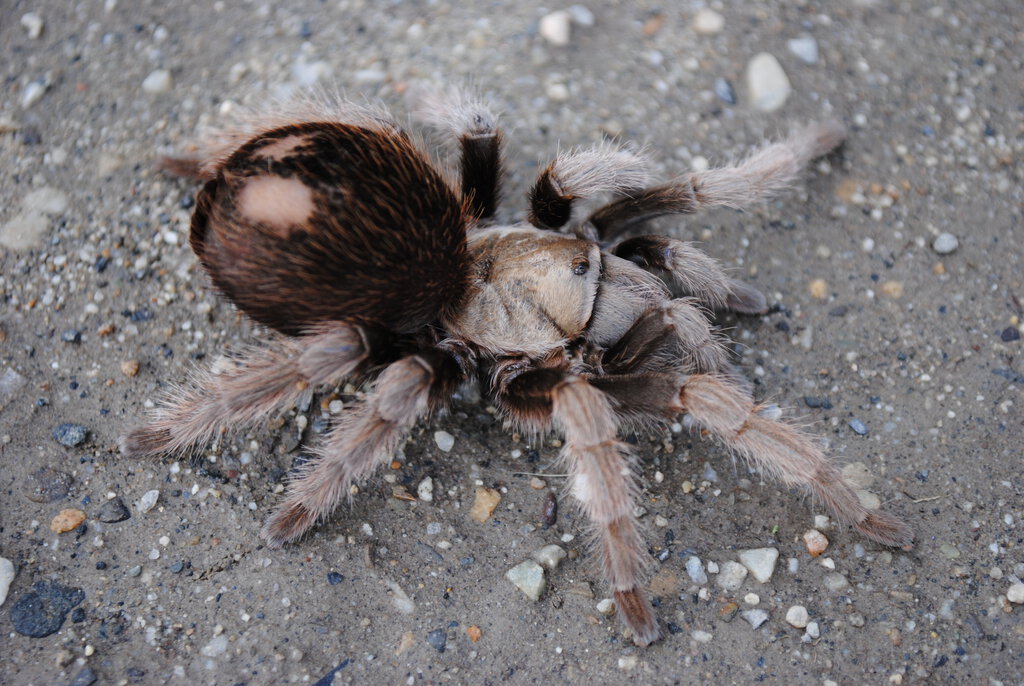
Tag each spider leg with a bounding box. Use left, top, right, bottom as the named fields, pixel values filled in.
left=262, top=343, right=472, bottom=546
left=613, top=235, right=768, bottom=314
left=412, top=86, right=503, bottom=220
left=591, top=369, right=913, bottom=548
left=589, top=120, right=846, bottom=241
left=121, top=323, right=370, bottom=458
left=602, top=299, right=730, bottom=375
left=495, top=365, right=659, bottom=647
left=527, top=142, right=651, bottom=233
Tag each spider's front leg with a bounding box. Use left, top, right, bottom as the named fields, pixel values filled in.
left=121, top=323, right=370, bottom=458
left=262, top=341, right=474, bottom=546
left=495, top=364, right=659, bottom=647
left=587, top=120, right=847, bottom=241
left=412, top=86, right=504, bottom=220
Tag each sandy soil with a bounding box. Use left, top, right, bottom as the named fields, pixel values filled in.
left=1, top=1, right=1022, bottom=684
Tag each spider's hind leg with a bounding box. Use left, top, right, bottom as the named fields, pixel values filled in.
left=262, top=342, right=473, bottom=546
left=121, top=323, right=370, bottom=459
left=412, top=86, right=504, bottom=220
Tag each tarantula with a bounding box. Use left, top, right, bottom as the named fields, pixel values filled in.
left=124, top=88, right=912, bottom=647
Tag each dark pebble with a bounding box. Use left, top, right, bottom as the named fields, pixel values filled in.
left=180, top=194, right=195, bottom=209
left=327, top=572, right=344, bottom=585
left=828, top=305, right=848, bottom=317
left=426, top=628, right=447, bottom=652
left=94, top=255, right=110, bottom=273
left=667, top=622, right=683, bottom=634
left=69, top=667, right=98, bottom=686
left=299, top=20, right=313, bottom=38
left=97, top=496, right=131, bottom=523
left=543, top=491, right=557, bottom=527
left=169, top=560, right=185, bottom=574
left=804, top=396, right=831, bottom=410
left=95, top=561, right=107, bottom=570
left=61, top=329, right=82, bottom=344
left=23, top=466, right=73, bottom=503
left=71, top=607, right=86, bottom=623
left=53, top=423, right=89, bottom=447
left=713, top=77, right=737, bottom=105
left=126, top=667, right=146, bottom=682
left=848, top=418, right=869, bottom=436
left=1001, top=326, right=1021, bottom=342
left=10, top=580, right=86, bottom=638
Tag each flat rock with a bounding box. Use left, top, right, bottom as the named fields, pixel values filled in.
left=9, top=580, right=85, bottom=637
left=530, top=544, right=567, bottom=571
left=0, top=557, right=15, bottom=607
left=738, top=548, right=779, bottom=583
left=787, top=36, right=819, bottom=64
left=685, top=556, right=708, bottom=584
left=50, top=508, right=86, bottom=533
left=716, top=560, right=748, bottom=591
left=97, top=497, right=131, bottom=523
left=469, top=486, right=500, bottom=523
left=52, top=423, right=88, bottom=447
left=741, top=609, right=769, bottom=629
left=746, top=52, right=791, bottom=112
left=506, top=559, right=545, bottom=600
left=23, top=466, right=72, bottom=503
left=0, top=367, right=28, bottom=410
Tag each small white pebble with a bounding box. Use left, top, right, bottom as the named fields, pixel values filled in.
left=142, top=69, right=173, bottom=94
left=328, top=400, right=343, bottom=413
left=539, top=10, right=571, bottom=46
left=693, top=8, right=724, bottom=34
left=433, top=431, right=455, bottom=452
left=653, top=515, right=668, bottom=527
left=692, top=629, right=713, bottom=643
left=361, top=522, right=373, bottom=537
left=138, top=489, right=160, bottom=513
left=617, top=655, right=637, bottom=670
left=417, top=476, right=434, bottom=502
left=932, top=232, right=959, bottom=254
left=786, top=605, right=810, bottom=628
left=21, top=12, right=45, bottom=39
left=1007, top=583, right=1024, bottom=604
left=744, top=593, right=760, bottom=605
left=596, top=598, right=616, bottom=615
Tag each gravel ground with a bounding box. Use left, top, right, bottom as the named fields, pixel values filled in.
left=2, top=1, right=1022, bottom=684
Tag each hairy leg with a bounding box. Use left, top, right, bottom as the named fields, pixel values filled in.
left=495, top=365, right=659, bottom=646
left=262, top=344, right=471, bottom=546
left=527, top=142, right=651, bottom=232
left=614, top=235, right=768, bottom=314
left=601, top=299, right=730, bottom=375
left=589, top=121, right=846, bottom=240
left=121, top=323, right=370, bottom=458
left=589, top=369, right=912, bottom=546
left=412, top=86, right=504, bottom=220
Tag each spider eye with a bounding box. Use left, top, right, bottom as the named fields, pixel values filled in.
left=572, top=259, right=589, bottom=276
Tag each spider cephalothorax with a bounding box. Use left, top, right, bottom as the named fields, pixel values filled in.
left=124, top=88, right=912, bottom=647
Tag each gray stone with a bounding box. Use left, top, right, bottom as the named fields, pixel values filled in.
left=787, top=36, right=819, bottom=64
left=506, top=559, right=546, bottom=600
left=685, top=556, right=708, bottom=584
left=426, top=628, right=447, bottom=652
left=716, top=561, right=748, bottom=591
left=10, top=580, right=85, bottom=637
left=530, top=544, right=567, bottom=571
left=0, top=367, right=28, bottom=410
left=52, top=424, right=88, bottom=447
left=932, top=232, right=959, bottom=254
left=741, top=609, right=769, bottom=629
left=97, top=497, right=131, bottom=523
left=142, top=69, right=173, bottom=94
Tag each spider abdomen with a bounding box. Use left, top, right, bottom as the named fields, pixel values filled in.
left=190, top=122, right=471, bottom=337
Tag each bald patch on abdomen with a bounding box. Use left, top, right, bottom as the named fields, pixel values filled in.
left=237, top=175, right=316, bottom=235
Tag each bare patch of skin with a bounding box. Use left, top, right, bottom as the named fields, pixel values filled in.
left=237, top=175, right=316, bottom=234
left=256, top=134, right=312, bottom=161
